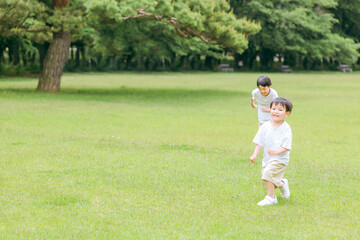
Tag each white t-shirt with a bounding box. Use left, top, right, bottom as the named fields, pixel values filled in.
left=253, top=120, right=292, bottom=166
left=252, top=88, right=278, bottom=123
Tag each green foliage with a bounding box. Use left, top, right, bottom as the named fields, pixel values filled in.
left=87, top=17, right=224, bottom=69
left=1, top=0, right=360, bottom=73
left=0, top=0, right=86, bottom=42
left=0, top=0, right=48, bottom=40
left=231, top=0, right=360, bottom=64
left=86, top=0, right=260, bottom=54
left=0, top=62, right=38, bottom=75
left=77, top=0, right=261, bottom=70
left=0, top=0, right=36, bottom=35
left=331, top=0, right=360, bottom=43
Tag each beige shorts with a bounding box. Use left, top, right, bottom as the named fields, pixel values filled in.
left=261, top=160, right=286, bottom=187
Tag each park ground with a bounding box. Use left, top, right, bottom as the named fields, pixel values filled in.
left=0, top=72, right=359, bottom=239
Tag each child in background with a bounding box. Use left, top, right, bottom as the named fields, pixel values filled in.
left=250, top=97, right=293, bottom=206
left=251, top=76, right=278, bottom=127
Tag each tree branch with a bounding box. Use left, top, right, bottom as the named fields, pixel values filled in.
left=0, top=3, right=18, bottom=23
left=16, top=12, right=31, bottom=28
left=123, top=8, right=213, bottom=44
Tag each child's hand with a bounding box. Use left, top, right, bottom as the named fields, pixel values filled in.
left=267, top=149, right=279, bottom=156
left=250, top=155, right=256, bottom=163
left=268, top=147, right=289, bottom=156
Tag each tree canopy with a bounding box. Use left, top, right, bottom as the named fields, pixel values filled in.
left=230, top=0, right=360, bottom=68
left=85, top=0, right=260, bottom=52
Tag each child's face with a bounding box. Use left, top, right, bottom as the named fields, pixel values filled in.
left=258, top=85, right=271, bottom=96
left=270, top=103, right=290, bottom=122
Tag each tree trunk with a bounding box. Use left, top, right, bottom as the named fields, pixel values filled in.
left=36, top=31, right=71, bottom=92
left=36, top=0, right=71, bottom=92
left=259, top=48, right=275, bottom=69
left=204, top=56, right=214, bottom=70
left=12, top=42, right=20, bottom=66
left=75, top=43, right=80, bottom=67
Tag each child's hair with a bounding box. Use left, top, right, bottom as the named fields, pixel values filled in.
left=270, top=97, right=293, bottom=113
left=257, top=75, right=272, bottom=87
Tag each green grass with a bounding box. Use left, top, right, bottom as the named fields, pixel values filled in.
left=0, top=72, right=359, bottom=239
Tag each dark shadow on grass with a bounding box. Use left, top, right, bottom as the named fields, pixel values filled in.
left=0, top=75, right=39, bottom=81
left=0, top=87, right=248, bottom=105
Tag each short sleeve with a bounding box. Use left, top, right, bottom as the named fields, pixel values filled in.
left=251, top=89, right=257, bottom=100
left=253, top=126, right=264, bottom=147
left=272, top=89, right=279, bottom=98
left=281, top=127, right=292, bottom=150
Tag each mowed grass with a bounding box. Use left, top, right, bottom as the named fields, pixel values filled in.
left=0, top=72, right=359, bottom=239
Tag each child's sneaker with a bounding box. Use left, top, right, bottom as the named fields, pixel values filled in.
left=280, top=179, right=290, bottom=198
left=257, top=195, right=277, bottom=206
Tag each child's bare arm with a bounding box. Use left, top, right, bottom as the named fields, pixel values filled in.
left=251, top=97, right=257, bottom=108
left=250, top=144, right=262, bottom=163
left=268, top=147, right=289, bottom=156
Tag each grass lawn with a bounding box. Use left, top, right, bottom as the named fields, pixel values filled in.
left=0, top=72, right=359, bottom=239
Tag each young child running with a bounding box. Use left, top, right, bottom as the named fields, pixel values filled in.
left=251, top=76, right=278, bottom=127
left=250, top=97, right=293, bottom=206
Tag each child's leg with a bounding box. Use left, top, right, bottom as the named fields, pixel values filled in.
left=265, top=180, right=275, bottom=197
left=262, top=160, right=286, bottom=196
left=257, top=180, right=278, bottom=206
